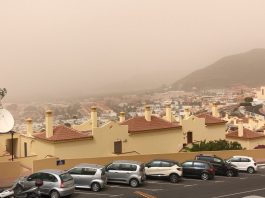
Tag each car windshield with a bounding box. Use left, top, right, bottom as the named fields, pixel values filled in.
left=60, top=173, right=73, bottom=182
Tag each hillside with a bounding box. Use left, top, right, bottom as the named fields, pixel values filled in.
left=172, top=49, right=265, bottom=90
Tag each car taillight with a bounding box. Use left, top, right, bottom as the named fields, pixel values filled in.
left=208, top=168, right=214, bottom=173
left=60, top=181, right=64, bottom=188
left=177, top=168, right=182, bottom=171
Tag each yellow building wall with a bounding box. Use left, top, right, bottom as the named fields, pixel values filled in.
left=19, top=135, right=55, bottom=159
left=182, top=116, right=226, bottom=143
left=0, top=133, right=20, bottom=156
left=128, top=129, right=183, bottom=154
left=53, top=121, right=129, bottom=159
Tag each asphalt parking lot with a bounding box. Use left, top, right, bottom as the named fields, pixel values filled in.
left=71, top=167, right=265, bottom=198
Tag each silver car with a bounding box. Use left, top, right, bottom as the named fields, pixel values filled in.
left=15, top=169, right=75, bottom=198
left=68, top=163, right=107, bottom=192
left=105, top=160, right=146, bottom=187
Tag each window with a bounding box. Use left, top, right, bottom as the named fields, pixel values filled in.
left=149, top=161, right=161, bottom=167
left=42, top=173, right=58, bottom=182
left=197, top=156, right=211, bottom=162
left=182, top=161, right=193, bottom=167
left=230, top=157, right=241, bottom=162
left=119, top=164, right=137, bottom=171
left=213, top=158, right=222, bottom=163
left=27, top=173, right=41, bottom=181
left=194, top=162, right=206, bottom=168
left=82, top=168, right=97, bottom=175
left=68, top=168, right=82, bottom=175
left=107, top=163, right=120, bottom=171
left=161, top=161, right=172, bottom=167
left=241, top=158, right=251, bottom=162
left=60, top=173, right=73, bottom=182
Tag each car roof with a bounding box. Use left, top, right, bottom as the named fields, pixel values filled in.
left=150, top=159, right=179, bottom=163
left=232, top=156, right=253, bottom=159
left=183, top=160, right=211, bottom=164
left=38, top=169, right=66, bottom=175
left=112, top=160, right=143, bottom=165
left=74, top=163, right=104, bottom=169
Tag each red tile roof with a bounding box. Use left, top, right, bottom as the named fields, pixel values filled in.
left=121, top=116, right=181, bottom=133
left=196, top=113, right=227, bottom=126
left=33, top=125, right=93, bottom=142
left=226, top=128, right=265, bottom=140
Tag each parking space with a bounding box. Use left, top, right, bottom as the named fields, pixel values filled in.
left=71, top=168, right=265, bottom=198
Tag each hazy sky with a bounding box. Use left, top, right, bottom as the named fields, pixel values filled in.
left=1, top=0, right=265, bottom=102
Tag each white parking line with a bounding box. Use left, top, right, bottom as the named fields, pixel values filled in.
left=146, top=181, right=185, bottom=186
left=214, top=181, right=224, bottom=183
left=74, top=191, right=124, bottom=197
left=108, top=185, right=163, bottom=192
left=184, top=184, right=198, bottom=187
left=212, top=187, right=265, bottom=198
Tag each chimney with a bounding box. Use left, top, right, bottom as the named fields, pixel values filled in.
left=165, top=104, right=172, bottom=122
left=91, top=106, right=98, bottom=128
left=119, top=112, right=125, bottom=123
left=26, top=118, right=33, bottom=137
left=248, top=116, right=255, bottom=130
left=45, top=110, right=53, bottom=138
left=184, top=108, right=190, bottom=119
left=238, top=119, right=244, bottom=137
left=212, top=103, right=219, bottom=117
left=144, top=105, right=151, bottom=122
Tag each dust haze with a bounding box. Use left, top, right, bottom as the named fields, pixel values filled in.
left=1, top=0, right=265, bottom=102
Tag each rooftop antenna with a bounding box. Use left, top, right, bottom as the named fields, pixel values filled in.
left=0, top=88, right=15, bottom=133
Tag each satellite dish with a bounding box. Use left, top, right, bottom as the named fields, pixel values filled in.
left=0, top=108, right=15, bottom=133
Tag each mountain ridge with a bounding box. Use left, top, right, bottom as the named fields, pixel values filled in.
left=172, top=49, right=265, bottom=90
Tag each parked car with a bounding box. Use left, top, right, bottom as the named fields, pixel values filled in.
left=195, top=154, right=238, bottom=177
left=105, top=160, right=146, bottom=187
left=68, top=163, right=107, bottom=192
left=226, top=156, right=257, bottom=174
left=14, top=169, right=75, bottom=198
left=145, top=159, right=182, bottom=183
left=181, top=160, right=215, bottom=180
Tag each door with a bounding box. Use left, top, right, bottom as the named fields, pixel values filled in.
left=24, top=173, right=41, bottom=190
left=106, top=163, right=121, bottom=182
left=114, top=141, right=122, bottom=154
left=145, top=161, right=161, bottom=176
left=119, top=164, right=137, bottom=182
left=68, top=168, right=82, bottom=187
left=182, top=161, right=194, bottom=177
left=160, top=161, right=173, bottom=176
left=24, top=142, right=27, bottom=157
left=187, top=132, right=193, bottom=144
left=213, top=157, right=225, bottom=175
left=41, top=173, right=58, bottom=195
left=80, top=168, right=97, bottom=188
left=230, top=157, right=241, bottom=170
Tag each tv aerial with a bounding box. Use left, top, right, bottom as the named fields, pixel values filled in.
left=0, top=88, right=15, bottom=133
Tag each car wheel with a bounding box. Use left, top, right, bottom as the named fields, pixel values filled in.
left=201, top=173, right=209, bottom=180
left=129, top=178, right=139, bottom=187
left=247, top=167, right=255, bottom=174
left=226, top=170, right=234, bottom=177
left=91, top=182, right=101, bottom=192
left=50, top=190, right=61, bottom=198
left=169, top=174, right=179, bottom=183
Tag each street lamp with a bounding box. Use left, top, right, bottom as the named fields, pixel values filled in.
left=10, top=130, right=15, bottom=161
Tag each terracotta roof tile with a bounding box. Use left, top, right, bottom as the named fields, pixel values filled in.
left=196, top=113, right=227, bottom=126
left=33, top=125, right=92, bottom=142
left=121, top=116, right=181, bottom=133
left=226, top=128, right=265, bottom=140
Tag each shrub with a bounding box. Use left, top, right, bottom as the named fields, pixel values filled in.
left=190, top=139, right=242, bottom=152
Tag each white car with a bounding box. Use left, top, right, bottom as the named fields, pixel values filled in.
left=226, top=156, right=257, bottom=174
left=145, top=159, right=183, bottom=183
